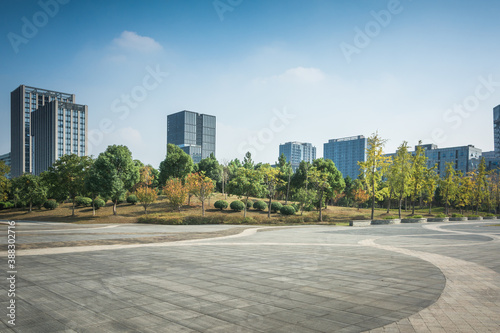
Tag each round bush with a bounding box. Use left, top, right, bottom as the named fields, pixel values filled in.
left=43, top=199, right=58, bottom=210
left=253, top=200, right=267, bottom=211
left=127, top=195, right=138, bottom=205
left=94, top=198, right=105, bottom=210
left=244, top=200, right=253, bottom=209
left=280, top=205, right=295, bottom=215
left=76, top=196, right=92, bottom=207
left=214, top=200, right=229, bottom=210
left=230, top=200, right=245, bottom=212
left=270, top=201, right=283, bottom=213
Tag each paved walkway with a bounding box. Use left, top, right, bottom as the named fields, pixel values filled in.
left=0, top=221, right=499, bottom=332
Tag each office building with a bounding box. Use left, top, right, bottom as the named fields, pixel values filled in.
left=494, top=105, right=500, bottom=157
left=279, top=142, right=316, bottom=171
left=32, top=100, right=88, bottom=175
left=10, top=85, right=76, bottom=177
left=388, top=144, right=482, bottom=176
left=324, top=135, right=366, bottom=179
left=0, top=152, right=11, bottom=179
left=167, top=110, right=216, bottom=163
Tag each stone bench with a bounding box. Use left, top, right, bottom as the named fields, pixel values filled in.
left=401, top=218, right=427, bottom=223
left=371, top=219, right=401, bottom=225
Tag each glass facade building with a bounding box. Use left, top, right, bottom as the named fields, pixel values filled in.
left=167, top=110, right=216, bottom=163
left=279, top=142, right=316, bottom=171
left=324, top=135, right=366, bottom=179
left=10, top=85, right=81, bottom=177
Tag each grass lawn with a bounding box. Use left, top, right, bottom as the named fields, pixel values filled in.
left=0, top=193, right=461, bottom=225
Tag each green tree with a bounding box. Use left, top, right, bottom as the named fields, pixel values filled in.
left=471, top=157, right=487, bottom=214
left=197, top=154, right=222, bottom=189
left=410, top=143, right=428, bottom=215
left=13, top=174, right=46, bottom=212
left=312, top=158, right=345, bottom=208
left=92, top=145, right=140, bottom=215
left=358, top=132, right=391, bottom=220
left=261, top=164, right=284, bottom=218
left=0, top=161, right=10, bottom=202
left=277, top=154, right=293, bottom=203
left=308, top=167, right=330, bottom=222
left=186, top=172, right=215, bottom=216
left=42, top=154, right=93, bottom=216
left=423, top=165, right=439, bottom=214
left=163, top=178, right=188, bottom=212
left=392, top=142, right=412, bottom=218
left=439, top=162, right=458, bottom=215
left=227, top=168, right=264, bottom=218
left=243, top=151, right=254, bottom=170
left=158, top=144, right=194, bottom=186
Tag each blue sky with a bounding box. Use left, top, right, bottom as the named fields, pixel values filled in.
left=1, top=0, right=499, bottom=168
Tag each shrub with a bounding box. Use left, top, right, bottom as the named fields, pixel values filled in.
left=126, top=195, right=138, bottom=205
left=0, top=202, right=14, bottom=210
left=230, top=200, right=245, bottom=212
left=43, top=199, right=58, bottom=210
left=452, top=213, right=464, bottom=218
left=253, top=200, right=267, bottom=211
left=290, top=203, right=300, bottom=212
left=484, top=213, right=495, bottom=217
left=412, top=215, right=423, bottom=218
left=280, top=205, right=295, bottom=216
left=94, top=198, right=106, bottom=210
left=75, top=196, right=92, bottom=207
left=303, top=204, right=314, bottom=212
left=270, top=202, right=283, bottom=213
left=384, top=215, right=398, bottom=220
left=214, top=200, right=229, bottom=210
left=468, top=214, right=480, bottom=218
left=244, top=199, right=253, bottom=209
left=435, top=213, right=447, bottom=218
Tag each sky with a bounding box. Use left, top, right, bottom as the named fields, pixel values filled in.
left=1, top=0, right=499, bottom=168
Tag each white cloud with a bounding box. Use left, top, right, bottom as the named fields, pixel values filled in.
left=112, top=31, right=162, bottom=53
left=257, top=67, right=326, bottom=84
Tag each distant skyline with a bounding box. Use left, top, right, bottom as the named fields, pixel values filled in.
left=1, top=0, right=499, bottom=168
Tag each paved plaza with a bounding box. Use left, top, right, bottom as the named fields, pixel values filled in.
left=0, top=220, right=499, bottom=332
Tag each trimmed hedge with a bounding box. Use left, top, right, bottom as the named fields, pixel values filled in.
left=253, top=200, right=267, bottom=211
left=94, top=198, right=106, bottom=210
left=280, top=205, right=295, bottom=216
left=126, top=195, right=138, bottom=205
left=214, top=200, right=229, bottom=210
left=75, top=196, right=92, bottom=207
left=43, top=199, right=58, bottom=210
left=452, top=213, right=464, bottom=218
left=244, top=200, right=253, bottom=209
left=230, top=200, right=245, bottom=212
left=435, top=213, right=447, bottom=218
left=270, top=202, right=283, bottom=213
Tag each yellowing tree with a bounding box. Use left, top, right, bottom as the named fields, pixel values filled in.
left=358, top=132, right=391, bottom=220
left=136, top=166, right=158, bottom=215
left=186, top=172, right=215, bottom=217
left=353, top=188, right=370, bottom=211
left=163, top=178, right=188, bottom=212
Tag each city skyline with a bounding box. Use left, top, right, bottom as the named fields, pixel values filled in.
left=1, top=1, right=499, bottom=168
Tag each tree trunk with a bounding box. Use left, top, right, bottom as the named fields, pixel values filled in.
left=92, top=200, right=96, bottom=216
left=29, top=201, right=32, bottom=213
left=202, top=200, right=205, bottom=217
left=405, top=196, right=408, bottom=211
left=113, top=200, right=118, bottom=215
left=371, top=180, right=375, bottom=220
left=428, top=202, right=432, bottom=215
left=72, top=200, right=76, bottom=217
left=411, top=198, right=415, bottom=216
left=268, top=197, right=272, bottom=218
left=398, top=195, right=403, bottom=218
left=285, top=173, right=291, bottom=205
left=387, top=191, right=392, bottom=213
left=244, top=196, right=248, bottom=218
left=188, top=194, right=191, bottom=205
left=319, top=192, right=323, bottom=222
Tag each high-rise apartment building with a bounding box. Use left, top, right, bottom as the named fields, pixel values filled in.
left=494, top=105, right=500, bottom=157
left=31, top=101, right=88, bottom=175
left=167, top=110, right=216, bottom=163
left=324, top=135, right=366, bottom=179
left=10, top=85, right=80, bottom=177
left=279, top=142, right=316, bottom=171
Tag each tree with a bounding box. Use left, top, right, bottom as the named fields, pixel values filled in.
left=261, top=164, right=284, bottom=218
left=12, top=174, right=46, bottom=212
left=135, top=166, right=158, bottom=215
left=392, top=141, right=412, bottom=218
left=42, top=154, right=93, bottom=216
left=0, top=161, right=10, bottom=202
left=410, top=143, right=427, bottom=215
left=186, top=172, right=215, bottom=216
left=294, top=187, right=316, bottom=215
left=91, top=145, right=140, bottom=215
left=471, top=157, right=487, bottom=214
left=439, top=162, right=457, bottom=215
left=158, top=144, right=193, bottom=186
left=455, top=172, right=472, bottom=214
left=163, top=178, right=188, bottom=212
left=353, top=188, right=370, bottom=210
left=358, top=132, right=391, bottom=220
left=312, top=158, right=345, bottom=208
left=197, top=154, right=222, bottom=190
left=291, top=161, right=312, bottom=194
left=308, top=167, right=330, bottom=222
left=243, top=151, right=254, bottom=170
left=227, top=168, right=264, bottom=218
left=423, top=165, right=439, bottom=214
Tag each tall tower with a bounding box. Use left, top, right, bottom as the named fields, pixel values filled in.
left=324, top=135, right=366, bottom=179
left=278, top=142, right=316, bottom=171
left=494, top=105, right=500, bottom=157
left=167, top=110, right=216, bottom=163
left=10, top=85, right=75, bottom=177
